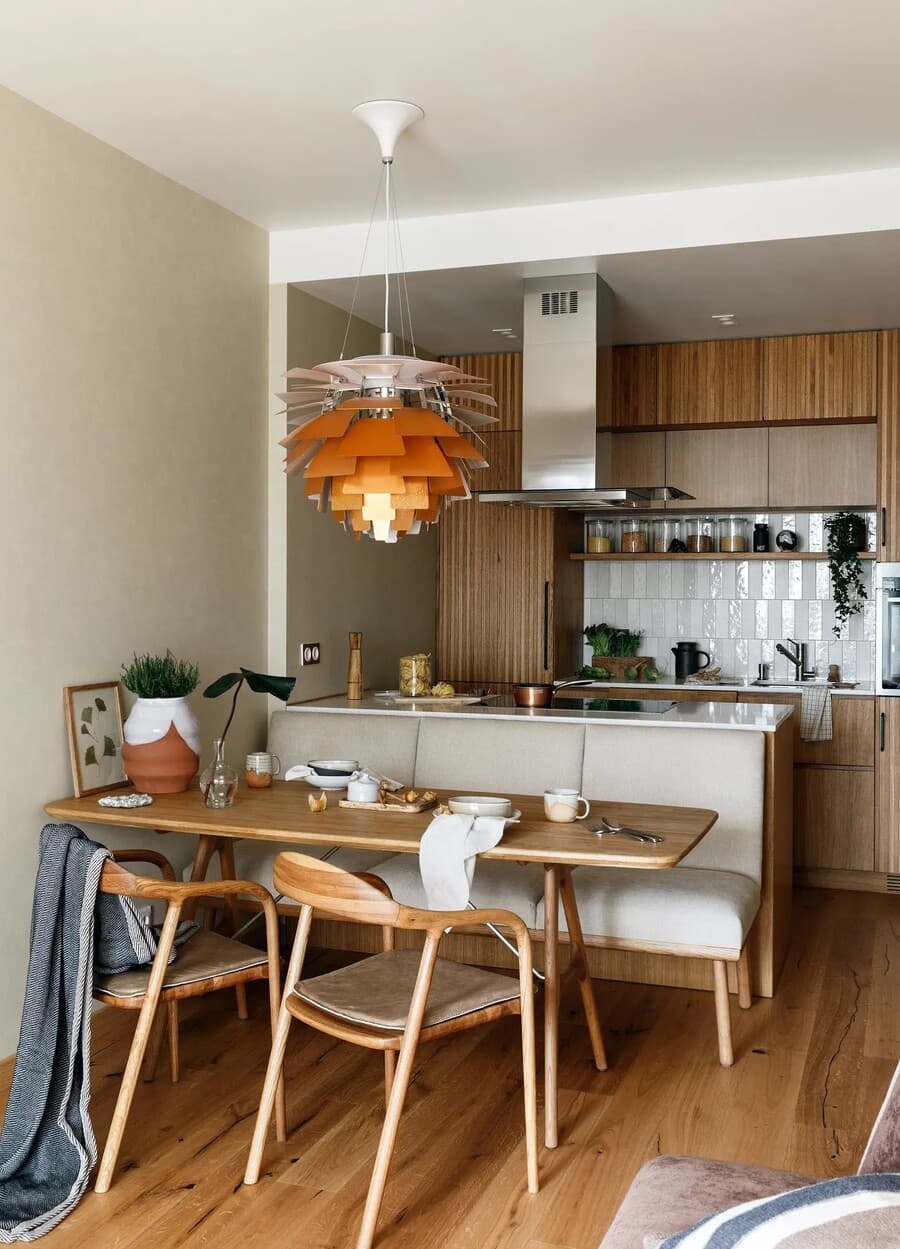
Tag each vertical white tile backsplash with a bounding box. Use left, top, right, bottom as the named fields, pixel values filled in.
left=581, top=512, right=875, bottom=682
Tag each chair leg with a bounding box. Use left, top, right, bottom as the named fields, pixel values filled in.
left=560, top=868, right=607, bottom=1072
left=543, top=865, right=560, bottom=1150
left=737, top=946, right=752, bottom=1010
left=167, top=1001, right=180, bottom=1083
left=712, top=960, right=734, bottom=1067
left=96, top=906, right=182, bottom=1193
left=516, top=930, right=539, bottom=1195
left=143, top=1005, right=167, bottom=1084
left=356, top=936, right=439, bottom=1249
left=383, top=1051, right=396, bottom=1110
left=218, top=840, right=248, bottom=1020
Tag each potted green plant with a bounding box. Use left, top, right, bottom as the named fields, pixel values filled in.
left=824, top=511, right=869, bottom=638
left=121, top=651, right=201, bottom=793
left=583, top=624, right=655, bottom=681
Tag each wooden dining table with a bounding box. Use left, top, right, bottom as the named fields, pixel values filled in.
left=45, top=784, right=717, bottom=1149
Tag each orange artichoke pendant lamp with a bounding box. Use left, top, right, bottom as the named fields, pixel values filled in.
left=278, top=101, right=496, bottom=542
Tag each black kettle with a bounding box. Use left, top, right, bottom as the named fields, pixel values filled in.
left=671, top=641, right=711, bottom=681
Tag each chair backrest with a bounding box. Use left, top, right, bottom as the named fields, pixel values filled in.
left=274, top=851, right=402, bottom=927
left=858, top=1061, right=900, bottom=1174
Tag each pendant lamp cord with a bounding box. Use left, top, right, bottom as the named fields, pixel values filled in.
left=339, top=164, right=385, bottom=362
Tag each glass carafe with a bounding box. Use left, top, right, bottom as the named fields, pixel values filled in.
left=202, top=739, right=238, bottom=808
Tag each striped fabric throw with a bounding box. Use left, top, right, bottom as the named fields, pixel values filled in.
left=662, top=1173, right=900, bottom=1248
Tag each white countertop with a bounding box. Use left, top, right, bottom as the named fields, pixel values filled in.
left=287, top=695, right=794, bottom=732
left=564, top=678, right=874, bottom=698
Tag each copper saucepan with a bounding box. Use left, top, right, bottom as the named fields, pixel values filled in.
left=513, top=679, right=594, bottom=708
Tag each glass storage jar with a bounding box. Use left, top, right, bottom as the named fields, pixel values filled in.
left=399, top=653, right=432, bottom=696
left=652, top=517, right=684, bottom=553
left=620, top=518, right=650, bottom=554
left=685, top=516, right=717, bottom=553
left=718, top=516, right=750, bottom=553
left=586, top=519, right=615, bottom=554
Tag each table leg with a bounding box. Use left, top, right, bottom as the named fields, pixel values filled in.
left=187, top=834, right=219, bottom=925
left=217, top=839, right=249, bottom=1021
left=560, top=868, right=607, bottom=1072
left=543, top=864, right=560, bottom=1150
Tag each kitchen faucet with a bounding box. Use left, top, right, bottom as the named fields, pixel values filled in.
left=775, top=638, right=807, bottom=680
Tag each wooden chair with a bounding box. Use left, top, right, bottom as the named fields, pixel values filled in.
left=93, top=849, right=285, bottom=1193
left=244, top=851, right=539, bottom=1249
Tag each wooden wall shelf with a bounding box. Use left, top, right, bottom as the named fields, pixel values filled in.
left=571, top=551, right=877, bottom=562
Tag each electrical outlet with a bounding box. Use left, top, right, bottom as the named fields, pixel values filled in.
left=300, top=642, right=321, bottom=666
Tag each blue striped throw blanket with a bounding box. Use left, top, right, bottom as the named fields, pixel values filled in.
left=0, top=824, right=185, bottom=1240
left=662, top=1173, right=900, bottom=1247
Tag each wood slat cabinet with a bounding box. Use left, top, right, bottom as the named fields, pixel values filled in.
left=657, top=338, right=762, bottom=426
left=762, top=332, right=877, bottom=423
left=768, top=424, right=877, bottom=508
left=877, top=330, right=900, bottom=560
left=467, top=430, right=521, bottom=492
left=876, top=699, right=900, bottom=873
left=737, top=692, right=876, bottom=871
left=610, top=344, right=658, bottom=428
left=437, top=503, right=583, bottom=686
left=441, top=352, right=522, bottom=430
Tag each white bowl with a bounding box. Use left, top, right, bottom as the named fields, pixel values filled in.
left=448, top=795, right=512, bottom=818
left=307, top=759, right=359, bottom=776
left=303, top=774, right=352, bottom=792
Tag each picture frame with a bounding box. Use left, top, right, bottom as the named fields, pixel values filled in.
left=63, top=682, right=129, bottom=797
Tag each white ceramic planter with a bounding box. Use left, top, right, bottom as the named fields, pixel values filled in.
left=123, top=697, right=201, bottom=753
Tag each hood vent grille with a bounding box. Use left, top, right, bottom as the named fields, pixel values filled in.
left=540, top=289, right=579, bottom=316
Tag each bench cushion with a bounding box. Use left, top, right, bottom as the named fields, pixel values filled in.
left=367, top=853, right=546, bottom=928
left=597, top=1155, right=814, bottom=1249
left=581, top=725, right=765, bottom=883
left=412, top=717, right=585, bottom=795
left=269, top=710, right=420, bottom=785
left=537, top=867, right=760, bottom=954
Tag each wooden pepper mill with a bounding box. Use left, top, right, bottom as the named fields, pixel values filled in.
left=347, top=632, right=364, bottom=700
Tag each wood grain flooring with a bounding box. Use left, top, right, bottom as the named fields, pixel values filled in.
left=5, top=887, right=896, bottom=1249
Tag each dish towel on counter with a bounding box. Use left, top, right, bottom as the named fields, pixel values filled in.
left=418, top=813, right=509, bottom=910
left=800, top=683, right=833, bottom=742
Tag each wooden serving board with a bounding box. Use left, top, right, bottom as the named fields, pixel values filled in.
left=339, top=796, right=438, bottom=815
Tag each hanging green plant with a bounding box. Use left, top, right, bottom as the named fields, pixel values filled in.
left=824, top=512, right=869, bottom=638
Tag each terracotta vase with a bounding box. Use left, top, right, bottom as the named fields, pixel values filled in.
left=122, top=696, right=200, bottom=794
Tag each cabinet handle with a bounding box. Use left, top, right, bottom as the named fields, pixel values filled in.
left=542, top=581, right=550, bottom=672
left=880, top=711, right=886, bottom=753
left=881, top=507, right=887, bottom=548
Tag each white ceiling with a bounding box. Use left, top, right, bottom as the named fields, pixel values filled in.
left=1, top=1, right=900, bottom=229
left=297, top=231, right=900, bottom=353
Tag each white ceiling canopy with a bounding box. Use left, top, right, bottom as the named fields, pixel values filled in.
left=1, top=0, right=899, bottom=230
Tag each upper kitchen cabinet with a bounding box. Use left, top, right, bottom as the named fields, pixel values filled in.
left=609, top=344, right=658, bottom=428
left=877, top=330, right=900, bottom=560
left=665, top=426, right=768, bottom=508
left=657, top=338, right=762, bottom=426
left=441, top=351, right=522, bottom=431
left=768, top=423, right=877, bottom=508
left=467, top=430, right=522, bottom=492
left=762, top=331, right=876, bottom=423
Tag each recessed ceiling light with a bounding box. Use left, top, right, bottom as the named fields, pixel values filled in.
left=492, top=327, right=514, bottom=334
left=711, top=313, right=736, bottom=325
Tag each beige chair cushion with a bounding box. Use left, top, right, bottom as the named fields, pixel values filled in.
left=413, top=717, right=585, bottom=795
left=581, top=724, right=765, bottom=882
left=367, top=853, right=546, bottom=927
left=295, top=948, right=520, bottom=1030
left=268, top=709, right=420, bottom=786
left=536, top=866, right=760, bottom=953
left=95, top=929, right=267, bottom=999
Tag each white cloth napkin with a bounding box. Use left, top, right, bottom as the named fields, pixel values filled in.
left=418, top=812, right=508, bottom=911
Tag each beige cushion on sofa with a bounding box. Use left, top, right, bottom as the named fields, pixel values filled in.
left=413, top=717, right=585, bottom=795
left=537, top=866, right=760, bottom=953
left=269, top=709, right=420, bottom=786
left=295, top=948, right=520, bottom=1030
left=581, top=725, right=765, bottom=882
left=367, top=853, right=546, bottom=927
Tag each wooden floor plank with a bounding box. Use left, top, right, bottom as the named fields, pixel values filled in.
left=0, top=888, right=895, bottom=1249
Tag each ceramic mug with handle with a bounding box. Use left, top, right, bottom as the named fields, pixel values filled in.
left=543, top=788, right=591, bottom=823
left=245, top=751, right=281, bottom=789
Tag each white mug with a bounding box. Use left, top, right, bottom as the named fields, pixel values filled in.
left=245, top=752, right=281, bottom=789
left=544, top=788, right=590, bottom=823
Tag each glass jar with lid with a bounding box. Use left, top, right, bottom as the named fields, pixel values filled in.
left=620, top=518, right=649, bottom=554
left=685, top=516, right=716, bottom=553
left=718, top=515, right=750, bottom=553
left=586, top=519, right=615, bottom=554
left=399, top=653, right=432, bottom=696
left=652, top=517, right=684, bottom=553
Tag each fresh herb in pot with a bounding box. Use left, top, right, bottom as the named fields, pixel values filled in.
left=824, top=512, right=869, bottom=638
left=583, top=623, right=643, bottom=658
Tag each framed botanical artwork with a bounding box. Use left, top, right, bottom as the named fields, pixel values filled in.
left=63, top=682, right=129, bottom=797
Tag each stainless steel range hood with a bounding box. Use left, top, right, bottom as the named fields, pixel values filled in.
left=476, top=273, right=691, bottom=508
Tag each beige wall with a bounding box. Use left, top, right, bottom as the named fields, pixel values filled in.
left=280, top=287, right=437, bottom=698
left=0, top=87, right=269, bottom=1054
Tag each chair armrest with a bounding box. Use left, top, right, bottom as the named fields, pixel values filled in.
left=111, top=849, right=177, bottom=880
